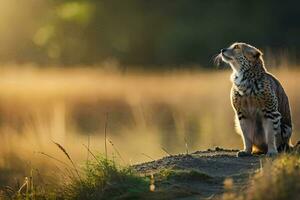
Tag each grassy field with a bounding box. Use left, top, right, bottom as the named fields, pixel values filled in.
left=0, top=65, right=299, bottom=197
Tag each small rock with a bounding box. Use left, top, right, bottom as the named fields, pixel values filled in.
left=215, top=147, right=223, bottom=151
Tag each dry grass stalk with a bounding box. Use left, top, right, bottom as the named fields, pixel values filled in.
left=141, top=153, right=154, bottom=161
left=161, top=147, right=172, bottom=156
left=82, top=144, right=100, bottom=164
left=52, top=141, right=81, bottom=181
left=104, top=112, right=109, bottom=159
left=86, top=135, right=90, bottom=165
left=108, top=139, right=126, bottom=164
left=184, top=136, right=189, bottom=155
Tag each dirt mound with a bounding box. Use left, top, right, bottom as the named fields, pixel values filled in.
left=134, top=148, right=262, bottom=199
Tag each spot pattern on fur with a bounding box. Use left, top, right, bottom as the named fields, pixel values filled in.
left=223, top=42, right=292, bottom=153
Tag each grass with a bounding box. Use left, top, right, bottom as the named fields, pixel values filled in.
left=1, top=141, right=150, bottom=200
left=3, top=143, right=300, bottom=200
left=0, top=139, right=213, bottom=200
left=0, top=158, right=149, bottom=200
left=62, top=157, right=149, bottom=200
left=1, top=156, right=205, bottom=200
left=1, top=140, right=206, bottom=200
left=221, top=153, right=300, bottom=200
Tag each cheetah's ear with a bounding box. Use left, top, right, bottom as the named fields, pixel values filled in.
left=245, top=46, right=263, bottom=61
left=253, top=49, right=263, bottom=59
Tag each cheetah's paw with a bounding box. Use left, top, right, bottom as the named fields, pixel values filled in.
left=266, top=150, right=278, bottom=157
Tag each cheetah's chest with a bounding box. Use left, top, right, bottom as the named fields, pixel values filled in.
left=232, top=71, right=267, bottom=117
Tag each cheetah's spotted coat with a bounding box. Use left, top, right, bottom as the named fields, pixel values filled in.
left=219, top=42, right=292, bottom=156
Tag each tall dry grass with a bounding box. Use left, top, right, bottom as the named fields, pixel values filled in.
left=0, top=64, right=299, bottom=186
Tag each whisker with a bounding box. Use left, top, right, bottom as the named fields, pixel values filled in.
left=213, top=53, right=222, bottom=67
left=210, top=53, right=219, bottom=62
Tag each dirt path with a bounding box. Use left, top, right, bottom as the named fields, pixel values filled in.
left=134, top=148, right=262, bottom=200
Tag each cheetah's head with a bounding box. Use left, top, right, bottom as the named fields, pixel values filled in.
left=219, top=42, right=263, bottom=72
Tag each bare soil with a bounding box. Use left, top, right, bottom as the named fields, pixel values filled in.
left=134, top=147, right=262, bottom=200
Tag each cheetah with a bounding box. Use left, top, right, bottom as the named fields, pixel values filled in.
left=218, top=42, right=292, bottom=156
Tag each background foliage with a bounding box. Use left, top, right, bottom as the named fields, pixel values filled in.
left=1, top=0, right=299, bottom=68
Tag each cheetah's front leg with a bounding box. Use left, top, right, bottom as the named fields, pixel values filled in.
left=237, top=117, right=253, bottom=157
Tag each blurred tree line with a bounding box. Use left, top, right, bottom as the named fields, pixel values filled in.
left=0, top=0, right=299, bottom=68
